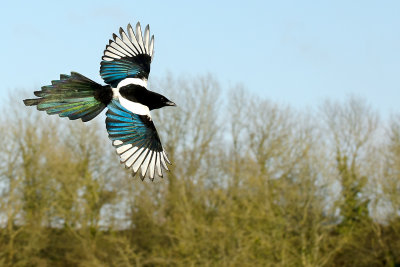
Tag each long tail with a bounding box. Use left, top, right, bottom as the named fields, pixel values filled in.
left=23, top=72, right=112, bottom=122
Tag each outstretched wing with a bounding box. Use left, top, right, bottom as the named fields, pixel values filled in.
left=106, top=99, right=170, bottom=180
left=100, top=22, right=155, bottom=87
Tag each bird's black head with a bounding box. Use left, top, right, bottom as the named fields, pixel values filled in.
left=148, top=91, right=176, bottom=110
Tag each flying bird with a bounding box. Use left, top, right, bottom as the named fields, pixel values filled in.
left=23, top=22, right=176, bottom=180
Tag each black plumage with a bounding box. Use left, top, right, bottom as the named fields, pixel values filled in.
left=119, top=84, right=174, bottom=110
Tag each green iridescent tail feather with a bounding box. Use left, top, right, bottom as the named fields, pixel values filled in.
left=24, top=72, right=112, bottom=122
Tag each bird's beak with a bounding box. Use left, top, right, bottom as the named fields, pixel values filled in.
left=166, top=101, right=176, bottom=107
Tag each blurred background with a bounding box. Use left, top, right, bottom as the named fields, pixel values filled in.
left=1, top=0, right=400, bottom=266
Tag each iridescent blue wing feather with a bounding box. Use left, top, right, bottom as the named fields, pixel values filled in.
left=100, top=23, right=154, bottom=87
left=106, top=99, right=170, bottom=180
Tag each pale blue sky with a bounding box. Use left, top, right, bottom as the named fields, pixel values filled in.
left=1, top=0, right=399, bottom=116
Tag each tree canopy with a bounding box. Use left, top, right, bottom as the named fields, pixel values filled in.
left=0, top=75, right=399, bottom=266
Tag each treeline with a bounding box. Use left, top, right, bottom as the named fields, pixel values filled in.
left=0, top=75, right=399, bottom=266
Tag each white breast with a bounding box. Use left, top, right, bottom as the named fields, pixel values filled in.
left=119, top=96, right=150, bottom=117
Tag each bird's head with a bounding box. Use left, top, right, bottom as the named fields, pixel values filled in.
left=149, top=91, right=176, bottom=110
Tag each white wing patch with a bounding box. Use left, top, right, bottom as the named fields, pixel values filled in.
left=144, top=25, right=150, bottom=54
left=116, top=144, right=132, bottom=154
left=113, top=142, right=170, bottom=180
left=113, top=140, right=123, bottom=146
left=102, top=22, right=154, bottom=62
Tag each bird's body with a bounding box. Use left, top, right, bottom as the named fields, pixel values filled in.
left=23, top=22, right=175, bottom=180
left=98, top=77, right=172, bottom=116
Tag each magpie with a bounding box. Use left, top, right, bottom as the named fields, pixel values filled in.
left=23, top=22, right=176, bottom=180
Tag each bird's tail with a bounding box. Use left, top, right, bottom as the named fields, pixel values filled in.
left=23, top=72, right=112, bottom=122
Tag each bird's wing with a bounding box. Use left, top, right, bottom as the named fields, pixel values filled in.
left=106, top=99, right=170, bottom=180
left=100, top=22, right=154, bottom=87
